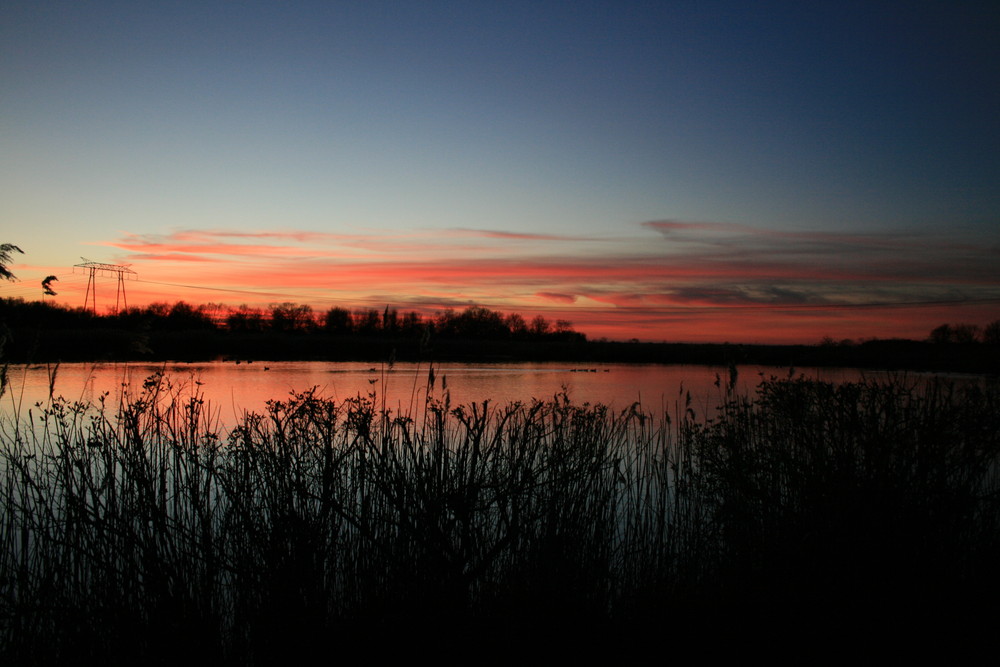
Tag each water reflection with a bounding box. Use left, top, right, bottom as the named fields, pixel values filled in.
left=1, top=360, right=894, bottom=428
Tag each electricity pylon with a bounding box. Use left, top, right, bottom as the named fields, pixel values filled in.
left=73, top=259, right=137, bottom=314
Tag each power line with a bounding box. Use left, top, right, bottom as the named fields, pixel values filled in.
left=74, top=259, right=137, bottom=314
left=136, top=279, right=317, bottom=300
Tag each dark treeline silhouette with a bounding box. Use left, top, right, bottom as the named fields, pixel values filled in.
left=928, top=320, right=1000, bottom=344
left=1, top=297, right=998, bottom=372
left=0, top=298, right=586, bottom=363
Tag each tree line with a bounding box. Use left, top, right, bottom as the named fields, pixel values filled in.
left=928, top=321, right=1000, bottom=344
left=0, top=297, right=583, bottom=342
left=0, top=296, right=593, bottom=363
left=3, top=296, right=1000, bottom=371
left=0, top=243, right=581, bottom=346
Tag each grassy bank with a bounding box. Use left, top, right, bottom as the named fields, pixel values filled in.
left=2, top=373, right=999, bottom=662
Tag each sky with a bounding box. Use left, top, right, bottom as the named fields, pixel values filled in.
left=2, top=0, right=998, bottom=343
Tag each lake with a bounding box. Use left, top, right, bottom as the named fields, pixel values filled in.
left=1, top=360, right=910, bottom=427
left=3, top=357, right=997, bottom=660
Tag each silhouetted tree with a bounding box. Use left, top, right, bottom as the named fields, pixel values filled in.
left=227, top=305, right=266, bottom=332
left=111, top=305, right=147, bottom=328
left=455, top=306, right=507, bottom=339
left=200, top=302, right=228, bottom=326
left=354, top=308, right=381, bottom=335
left=145, top=302, right=171, bottom=318
left=399, top=311, right=423, bottom=337
left=505, top=312, right=528, bottom=337
left=931, top=322, right=982, bottom=344
left=952, top=323, right=980, bottom=343
left=270, top=302, right=315, bottom=333
left=529, top=315, right=551, bottom=337
left=552, top=319, right=584, bottom=341
left=929, top=324, right=953, bottom=344
left=167, top=301, right=215, bottom=330
left=433, top=309, right=456, bottom=336
left=984, top=320, right=1000, bottom=345
left=323, top=307, right=353, bottom=334
left=382, top=306, right=399, bottom=333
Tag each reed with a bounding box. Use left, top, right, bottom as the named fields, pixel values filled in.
left=1, top=372, right=998, bottom=662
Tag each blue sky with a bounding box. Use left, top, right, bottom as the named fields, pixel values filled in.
left=2, top=1, right=998, bottom=342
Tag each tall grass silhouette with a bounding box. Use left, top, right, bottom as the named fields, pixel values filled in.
left=1, top=370, right=998, bottom=662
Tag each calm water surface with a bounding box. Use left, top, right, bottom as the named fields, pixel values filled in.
left=2, top=360, right=901, bottom=427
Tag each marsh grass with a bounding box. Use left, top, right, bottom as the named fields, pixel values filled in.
left=1, top=371, right=999, bottom=662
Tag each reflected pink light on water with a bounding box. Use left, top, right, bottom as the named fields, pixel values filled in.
left=3, top=361, right=887, bottom=430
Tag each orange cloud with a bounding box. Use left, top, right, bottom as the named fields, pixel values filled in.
left=28, top=222, right=997, bottom=344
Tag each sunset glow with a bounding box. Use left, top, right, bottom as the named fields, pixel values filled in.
left=3, top=2, right=998, bottom=343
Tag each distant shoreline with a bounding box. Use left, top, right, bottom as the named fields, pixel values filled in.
left=3, top=297, right=997, bottom=373
left=3, top=327, right=998, bottom=375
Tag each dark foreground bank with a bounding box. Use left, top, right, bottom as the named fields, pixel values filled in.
left=2, top=374, right=998, bottom=663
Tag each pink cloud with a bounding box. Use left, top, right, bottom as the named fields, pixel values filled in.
left=36, top=221, right=992, bottom=343
left=535, top=292, right=577, bottom=304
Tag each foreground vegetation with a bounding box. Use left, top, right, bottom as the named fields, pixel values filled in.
left=1, top=373, right=999, bottom=662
